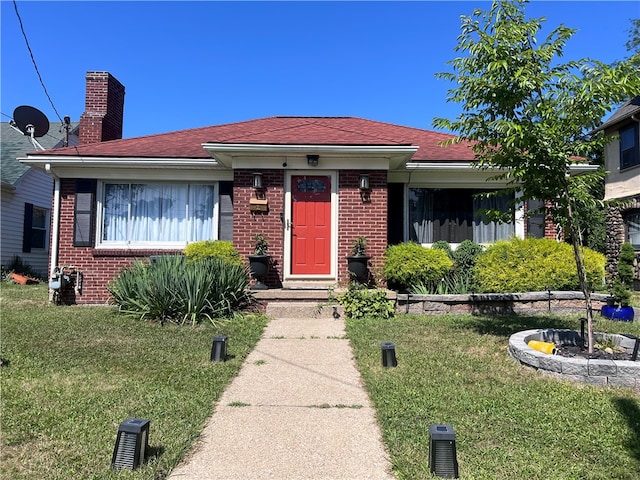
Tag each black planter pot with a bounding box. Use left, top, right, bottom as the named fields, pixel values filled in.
left=346, top=255, right=370, bottom=283
left=248, top=255, right=270, bottom=290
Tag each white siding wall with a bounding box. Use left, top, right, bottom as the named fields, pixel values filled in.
left=604, top=132, right=640, bottom=201
left=1, top=168, right=53, bottom=277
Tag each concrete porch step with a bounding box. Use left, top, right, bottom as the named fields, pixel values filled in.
left=265, top=301, right=344, bottom=319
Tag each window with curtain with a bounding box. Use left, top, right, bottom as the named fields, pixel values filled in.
left=409, top=188, right=514, bottom=244
left=101, top=183, right=216, bottom=244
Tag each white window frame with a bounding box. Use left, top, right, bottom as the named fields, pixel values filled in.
left=95, top=181, right=220, bottom=249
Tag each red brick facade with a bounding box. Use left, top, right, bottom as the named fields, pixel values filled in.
left=337, top=170, right=387, bottom=285
left=54, top=171, right=563, bottom=303
left=231, top=169, right=388, bottom=288
left=233, top=170, right=285, bottom=287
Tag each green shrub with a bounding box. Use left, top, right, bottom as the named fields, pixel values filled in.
left=473, top=237, right=605, bottom=293
left=612, top=242, right=635, bottom=305
left=337, top=284, right=395, bottom=320
left=431, top=240, right=453, bottom=259
left=452, top=240, right=484, bottom=272
left=383, top=242, right=453, bottom=291
left=184, top=240, right=243, bottom=266
left=108, top=255, right=253, bottom=325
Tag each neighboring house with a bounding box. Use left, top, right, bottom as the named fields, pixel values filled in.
left=21, top=71, right=588, bottom=304
left=598, top=95, right=640, bottom=285
left=1, top=120, right=79, bottom=277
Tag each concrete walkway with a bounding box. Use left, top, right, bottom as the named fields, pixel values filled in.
left=168, top=303, right=395, bottom=480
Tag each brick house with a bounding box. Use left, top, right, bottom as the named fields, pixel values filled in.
left=21, top=71, right=584, bottom=304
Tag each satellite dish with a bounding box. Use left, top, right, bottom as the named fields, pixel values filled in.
left=13, top=105, right=50, bottom=138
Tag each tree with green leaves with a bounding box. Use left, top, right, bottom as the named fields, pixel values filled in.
left=434, top=0, right=640, bottom=352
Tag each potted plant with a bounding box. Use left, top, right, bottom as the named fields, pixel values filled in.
left=602, top=242, right=635, bottom=321
left=248, top=233, right=270, bottom=290
left=346, top=236, right=370, bottom=284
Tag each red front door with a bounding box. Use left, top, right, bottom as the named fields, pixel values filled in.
left=291, top=175, right=331, bottom=275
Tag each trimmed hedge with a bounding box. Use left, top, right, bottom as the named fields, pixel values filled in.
left=383, top=242, right=453, bottom=291
left=184, top=240, right=243, bottom=266
left=473, top=237, right=605, bottom=293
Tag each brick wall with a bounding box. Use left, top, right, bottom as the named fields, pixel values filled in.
left=338, top=170, right=387, bottom=285
left=233, top=170, right=285, bottom=287
left=79, top=71, right=125, bottom=145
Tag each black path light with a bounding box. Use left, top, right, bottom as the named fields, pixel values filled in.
left=381, top=342, right=397, bottom=368
left=429, top=424, right=459, bottom=478
left=211, top=335, right=228, bottom=362
left=111, top=418, right=150, bottom=470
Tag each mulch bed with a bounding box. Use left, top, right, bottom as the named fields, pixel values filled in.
left=556, top=344, right=634, bottom=361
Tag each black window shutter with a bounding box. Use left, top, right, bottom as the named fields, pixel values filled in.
left=218, top=181, right=234, bottom=241
left=22, top=203, right=33, bottom=252
left=74, top=180, right=97, bottom=247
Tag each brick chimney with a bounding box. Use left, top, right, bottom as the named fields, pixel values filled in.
left=78, top=71, right=125, bottom=145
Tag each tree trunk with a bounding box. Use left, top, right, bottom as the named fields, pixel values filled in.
left=563, top=185, right=594, bottom=353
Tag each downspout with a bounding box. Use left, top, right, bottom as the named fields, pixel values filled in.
left=47, top=163, right=61, bottom=286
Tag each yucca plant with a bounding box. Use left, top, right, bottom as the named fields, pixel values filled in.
left=108, top=255, right=253, bottom=325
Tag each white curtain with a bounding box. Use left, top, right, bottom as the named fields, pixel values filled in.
left=409, top=188, right=433, bottom=243
left=103, top=183, right=214, bottom=242
left=103, top=184, right=129, bottom=241
left=473, top=193, right=514, bottom=243
left=189, top=185, right=215, bottom=241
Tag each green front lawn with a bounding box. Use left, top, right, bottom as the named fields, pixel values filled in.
left=3, top=283, right=639, bottom=479
left=0, top=283, right=267, bottom=479
left=347, top=313, right=640, bottom=480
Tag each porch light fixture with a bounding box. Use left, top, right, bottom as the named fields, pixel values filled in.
left=381, top=342, right=397, bottom=368
left=307, top=154, right=319, bottom=167
left=111, top=418, right=151, bottom=471
left=359, top=173, right=370, bottom=190
left=252, top=172, right=263, bottom=189
left=210, top=335, right=228, bottom=362
left=429, top=424, right=459, bottom=478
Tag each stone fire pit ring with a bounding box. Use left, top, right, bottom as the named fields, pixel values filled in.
left=508, top=329, right=640, bottom=389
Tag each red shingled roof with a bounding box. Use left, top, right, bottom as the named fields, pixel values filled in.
left=29, top=116, right=476, bottom=162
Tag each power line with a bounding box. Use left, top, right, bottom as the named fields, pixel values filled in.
left=12, top=0, right=63, bottom=123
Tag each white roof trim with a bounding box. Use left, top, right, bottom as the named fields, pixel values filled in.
left=407, top=161, right=599, bottom=176
left=20, top=155, right=222, bottom=170
left=202, top=143, right=419, bottom=170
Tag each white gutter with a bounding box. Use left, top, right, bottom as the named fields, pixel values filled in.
left=21, top=156, right=221, bottom=169
left=406, top=162, right=477, bottom=170
left=406, top=161, right=599, bottom=175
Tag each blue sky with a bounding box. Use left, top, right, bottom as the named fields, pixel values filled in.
left=2, top=1, right=638, bottom=140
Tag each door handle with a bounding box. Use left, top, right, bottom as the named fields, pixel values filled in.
left=286, top=219, right=292, bottom=230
